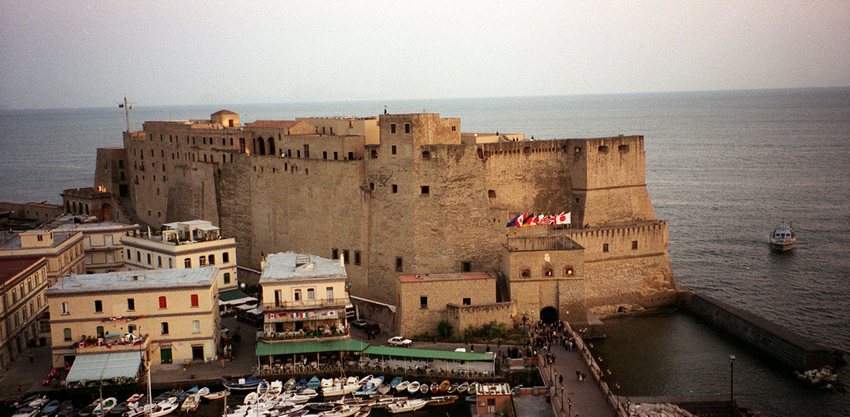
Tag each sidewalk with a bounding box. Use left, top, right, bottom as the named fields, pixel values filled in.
left=540, top=343, right=616, bottom=417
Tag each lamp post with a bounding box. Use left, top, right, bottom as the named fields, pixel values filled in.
left=729, top=354, right=736, bottom=416
left=560, top=386, right=564, bottom=412
left=568, top=398, right=572, bottom=417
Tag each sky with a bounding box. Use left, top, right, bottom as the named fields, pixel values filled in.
left=1, top=0, right=849, bottom=110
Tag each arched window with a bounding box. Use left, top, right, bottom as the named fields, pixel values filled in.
left=543, top=264, right=554, bottom=277
left=257, top=138, right=266, bottom=155
left=268, top=137, right=275, bottom=156
left=520, top=268, right=531, bottom=278
left=564, top=266, right=575, bottom=277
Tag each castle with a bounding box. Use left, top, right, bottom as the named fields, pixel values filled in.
left=88, top=109, right=677, bottom=331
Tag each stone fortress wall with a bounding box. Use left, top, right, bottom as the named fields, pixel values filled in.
left=94, top=110, right=676, bottom=329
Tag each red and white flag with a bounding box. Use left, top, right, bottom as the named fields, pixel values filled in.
left=554, top=212, right=572, bottom=225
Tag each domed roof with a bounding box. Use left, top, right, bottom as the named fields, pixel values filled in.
left=212, top=109, right=238, bottom=115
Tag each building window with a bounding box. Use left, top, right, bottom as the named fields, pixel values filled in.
left=520, top=268, right=531, bottom=278
left=369, top=182, right=375, bottom=191
left=191, top=294, right=199, bottom=307
left=126, top=249, right=130, bottom=259
left=326, top=287, right=334, bottom=300
left=390, top=123, right=396, bottom=134
left=332, top=248, right=339, bottom=260
left=96, top=326, right=105, bottom=338
left=488, top=190, right=496, bottom=199
left=463, top=297, right=471, bottom=306
left=192, top=320, right=200, bottom=334
left=370, top=149, right=378, bottom=159
left=161, top=322, right=169, bottom=335
left=391, top=145, right=397, bottom=155
left=565, top=266, right=575, bottom=277
left=61, top=302, right=70, bottom=315
left=307, top=288, right=315, bottom=300
left=136, top=251, right=141, bottom=262
left=420, top=296, right=428, bottom=309
left=632, top=240, right=638, bottom=250
left=157, top=256, right=162, bottom=267
left=404, top=123, right=411, bottom=134
left=420, top=185, right=429, bottom=195
left=223, top=272, right=231, bottom=284
left=354, top=251, right=361, bottom=266
left=343, top=250, right=350, bottom=264
left=168, top=259, right=173, bottom=268
left=392, top=184, right=398, bottom=193
left=543, top=265, right=554, bottom=277
left=598, top=145, right=609, bottom=154
left=461, top=261, right=471, bottom=272
left=158, top=296, right=167, bottom=309
left=421, top=150, right=431, bottom=160
left=94, top=300, right=103, bottom=313
left=603, top=243, right=609, bottom=252
left=395, top=257, right=403, bottom=272
left=63, top=328, right=72, bottom=341
left=184, top=258, right=191, bottom=268
left=223, top=252, right=230, bottom=263
left=208, top=254, right=215, bottom=265
left=127, top=298, right=135, bottom=311
left=199, top=256, right=206, bottom=267
left=294, top=289, right=302, bottom=301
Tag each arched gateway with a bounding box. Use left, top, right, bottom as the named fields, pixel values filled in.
left=540, top=306, right=559, bottom=323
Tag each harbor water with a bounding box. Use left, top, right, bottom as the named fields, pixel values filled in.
left=1, top=87, right=849, bottom=416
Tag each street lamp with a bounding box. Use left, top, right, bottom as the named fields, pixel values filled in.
left=729, top=354, right=736, bottom=415
left=560, top=386, right=564, bottom=411
left=568, top=397, right=572, bottom=417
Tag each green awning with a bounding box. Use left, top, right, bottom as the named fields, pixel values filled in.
left=219, top=289, right=257, bottom=306
left=363, top=345, right=495, bottom=362
left=256, top=339, right=370, bottom=356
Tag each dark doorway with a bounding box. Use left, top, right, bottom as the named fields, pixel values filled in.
left=101, top=204, right=113, bottom=221
left=192, top=345, right=204, bottom=361
left=540, top=306, right=559, bottom=323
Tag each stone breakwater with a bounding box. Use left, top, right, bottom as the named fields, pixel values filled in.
left=629, top=403, right=696, bottom=417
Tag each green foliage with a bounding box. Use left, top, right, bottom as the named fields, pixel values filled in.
left=463, top=321, right=507, bottom=341
left=437, top=320, right=453, bottom=338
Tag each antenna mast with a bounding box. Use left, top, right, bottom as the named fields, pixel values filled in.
left=118, top=96, right=133, bottom=132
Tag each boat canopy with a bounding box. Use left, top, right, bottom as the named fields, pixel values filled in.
left=363, top=345, right=495, bottom=362
left=65, top=351, right=142, bottom=383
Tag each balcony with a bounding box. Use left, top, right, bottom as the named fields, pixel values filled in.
left=260, top=327, right=350, bottom=343
left=73, top=334, right=150, bottom=354
left=263, top=297, right=349, bottom=311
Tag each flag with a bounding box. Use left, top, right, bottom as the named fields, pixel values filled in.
left=523, top=214, right=536, bottom=226
left=514, top=213, right=526, bottom=228
left=506, top=214, right=521, bottom=228
left=554, top=212, right=572, bottom=225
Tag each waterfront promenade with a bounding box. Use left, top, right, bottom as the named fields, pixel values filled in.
left=539, top=342, right=617, bottom=417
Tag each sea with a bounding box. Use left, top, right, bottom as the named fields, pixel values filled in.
left=1, top=87, right=849, bottom=416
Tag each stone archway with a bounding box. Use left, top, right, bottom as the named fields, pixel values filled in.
left=540, top=306, right=559, bottom=324
left=101, top=203, right=114, bottom=221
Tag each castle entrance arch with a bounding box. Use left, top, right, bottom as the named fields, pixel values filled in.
left=540, top=306, right=558, bottom=323
left=101, top=203, right=113, bottom=221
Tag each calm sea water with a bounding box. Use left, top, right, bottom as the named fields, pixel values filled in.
left=1, top=88, right=849, bottom=416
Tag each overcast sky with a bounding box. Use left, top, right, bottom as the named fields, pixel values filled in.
left=1, top=0, right=849, bottom=109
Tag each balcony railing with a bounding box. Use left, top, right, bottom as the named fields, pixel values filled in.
left=74, top=334, right=150, bottom=354
left=259, top=328, right=350, bottom=342
left=262, top=297, right=349, bottom=310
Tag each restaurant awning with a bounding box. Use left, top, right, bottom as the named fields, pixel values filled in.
left=256, top=339, right=370, bottom=357
left=362, top=345, right=495, bottom=362
left=65, top=351, right=142, bottom=383
left=219, top=289, right=257, bottom=306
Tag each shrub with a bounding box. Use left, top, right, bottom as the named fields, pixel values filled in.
left=437, top=320, right=453, bottom=338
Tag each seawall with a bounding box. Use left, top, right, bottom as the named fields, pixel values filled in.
left=680, top=291, right=844, bottom=371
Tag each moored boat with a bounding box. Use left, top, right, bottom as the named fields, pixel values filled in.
left=93, top=397, right=117, bottom=416
left=224, top=377, right=264, bottom=391
left=180, top=394, right=201, bottom=413
left=457, top=382, right=469, bottom=393
left=203, top=390, right=230, bottom=401
left=387, top=399, right=427, bottom=414
left=395, top=381, right=409, bottom=393
left=419, top=383, right=429, bottom=394
left=428, top=395, right=458, bottom=406
left=388, top=376, right=403, bottom=388
left=308, top=376, right=321, bottom=389
left=770, top=223, right=796, bottom=252
left=429, top=382, right=439, bottom=394
left=407, top=381, right=420, bottom=394
left=439, top=380, right=450, bottom=393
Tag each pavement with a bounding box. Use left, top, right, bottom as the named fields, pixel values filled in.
left=540, top=342, right=617, bottom=417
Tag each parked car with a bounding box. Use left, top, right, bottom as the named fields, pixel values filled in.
left=387, top=336, right=413, bottom=347
left=351, top=319, right=368, bottom=329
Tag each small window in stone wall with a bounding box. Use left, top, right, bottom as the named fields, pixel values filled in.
left=543, top=264, right=554, bottom=277
left=343, top=250, right=350, bottom=264
left=488, top=190, right=496, bottom=199
left=521, top=268, right=531, bottom=278
left=420, top=296, right=428, bottom=309
left=422, top=150, right=431, bottom=160
left=463, top=297, right=471, bottom=306
left=564, top=266, right=574, bottom=277
left=619, top=144, right=629, bottom=153
left=598, top=145, right=609, bottom=154
left=370, top=182, right=375, bottom=191
left=420, top=186, right=429, bottom=195
left=461, top=261, right=471, bottom=272
left=392, top=184, right=398, bottom=193
left=404, top=123, right=411, bottom=134
left=370, top=149, right=378, bottom=159
left=354, top=251, right=361, bottom=265
left=396, top=257, right=403, bottom=272
left=391, top=145, right=397, bottom=155
left=332, top=248, right=339, bottom=260
left=603, top=243, right=609, bottom=252
left=632, top=240, right=638, bottom=250
left=390, top=123, right=397, bottom=134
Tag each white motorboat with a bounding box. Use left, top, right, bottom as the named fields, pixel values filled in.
left=770, top=223, right=796, bottom=252
left=387, top=399, right=427, bottom=414
left=203, top=390, right=230, bottom=401
left=319, top=404, right=360, bottom=417
left=407, top=381, right=421, bottom=394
